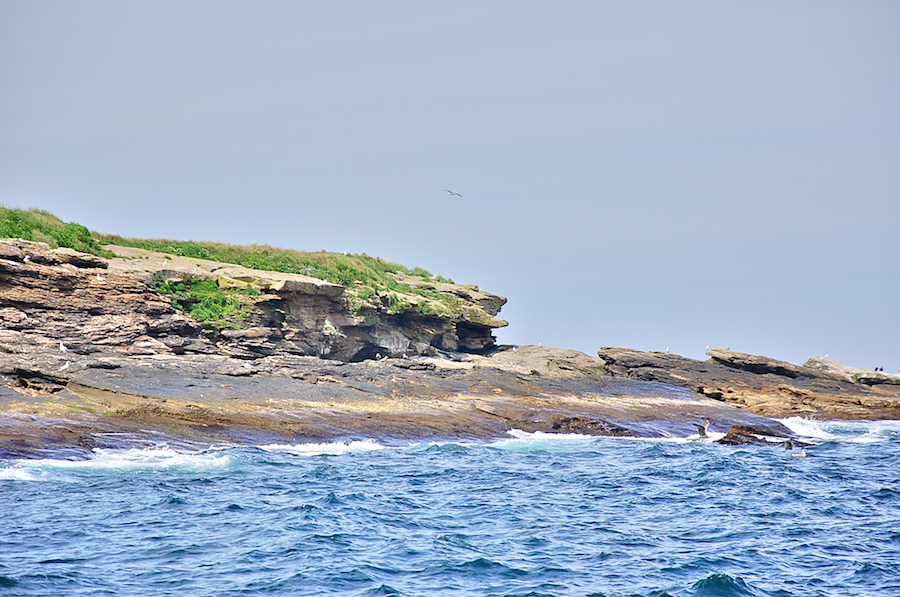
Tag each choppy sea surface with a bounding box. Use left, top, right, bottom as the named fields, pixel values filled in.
left=2, top=418, right=899, bottom=597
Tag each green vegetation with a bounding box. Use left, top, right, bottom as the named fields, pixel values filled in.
left=0, top=206, right=113, bottom=256
left=97, top=235, right=454, bottom=287
left=48, top=401, right=107, bottom=415
left=97, top=235, right=471, bottom=317
left=155, top=278, right=259, bottom=329
left=0, top=206, right=504, bottom=326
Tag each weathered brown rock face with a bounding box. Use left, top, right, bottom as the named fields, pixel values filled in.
left=597, top=346, right=900, bottom=420
left=0, top=239, right=216, bottom=357
left=105, top=245, right=507, bottom=361
left=2, top=238, right=898, bottom=458
left=0, top=346, right=796, bottom=457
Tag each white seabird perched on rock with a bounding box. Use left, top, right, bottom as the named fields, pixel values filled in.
left=59, top=341, right=68, bottom=352
left=443, top=189, right=462, bottom=197
left=96, top=273, right=107, bottom=282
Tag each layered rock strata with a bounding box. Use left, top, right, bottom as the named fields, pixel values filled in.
left=1, top=238, right=897, bottom=458
left=597, top=347, right=900, bottom=420
left=105, top=244, right=507, bottom=360
left=0, top=346, right=791, bottom=458
left=0, top=239, right=507, bottom=362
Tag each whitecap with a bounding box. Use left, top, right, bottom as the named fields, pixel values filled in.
left=485, top=429, right=601, bottom=452
left=261, top=439, right=386, bottom=456
left=667, top=430, right=728, bottom=444
left=5, top=446, right=232, bottom=477
left=0, top=466, right=48, bottom=481
left=779, top=417, right=900, bottom=443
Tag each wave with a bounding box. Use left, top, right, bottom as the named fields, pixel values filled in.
left=487, top=429, right=601, bottom=452
left=779, top=417, right=900, bottom=443
left=260, top=438, right=387, bottom=456
left=0, top=446, right=232, bottom=481
left=0, top=467, right=48, bottom=481
left=492, top=429, right=735, bottom=451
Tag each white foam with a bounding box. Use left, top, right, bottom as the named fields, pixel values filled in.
left=0, top=467, right=47, bottom=481
left=261, top=439, right=386, bottom=456
left=484, top=429, right=601, bottom=452
left=679, top=430, right=728, bottom=443
left=6, top=446, right=232, bottom=476
left=507, top=429, right=595, bottom=441
left=779, top=417, right=900, bottom=443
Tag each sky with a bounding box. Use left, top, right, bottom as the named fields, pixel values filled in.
left=1, top=1, right=898, bottom=370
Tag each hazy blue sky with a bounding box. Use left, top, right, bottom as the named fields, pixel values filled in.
left=2, top=1, right=898, bottom=369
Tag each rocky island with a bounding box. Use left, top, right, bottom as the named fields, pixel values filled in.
left=1, top=208, right=898, bottom=458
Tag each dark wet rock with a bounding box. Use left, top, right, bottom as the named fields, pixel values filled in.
left=715, top=423, right=791, bottom=446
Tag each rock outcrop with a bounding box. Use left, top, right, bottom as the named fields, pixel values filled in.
left=803, top=356, right=900, bottom=386
left=0, top=239, right=217, bottom=357
left=597, top=347, right=900, bottom=420
left=0, top=345, right=795, bottom=457
left=2, top=237, right=898, bottom=458
left=105, top=244, right=507, bottom=361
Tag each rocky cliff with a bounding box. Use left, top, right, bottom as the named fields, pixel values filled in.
left=0, top=239, right=507, bottom=362
left=2, top=236, right=898, bottom=458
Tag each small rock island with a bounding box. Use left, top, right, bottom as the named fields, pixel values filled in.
left=1, top=208, right=898, bottom=457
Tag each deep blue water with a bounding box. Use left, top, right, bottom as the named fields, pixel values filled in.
left=2, top=418, right=899, bottom=597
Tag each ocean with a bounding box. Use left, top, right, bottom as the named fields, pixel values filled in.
left=2, top=418, right=899, bottom=596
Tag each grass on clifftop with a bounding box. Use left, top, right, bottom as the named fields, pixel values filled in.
left=0, top=206, right=499, bottom=324
left=97, top=235, right=453, bottom=287
left=0, top=207, right=113, bottom=257
left=96, top=235, right=472, bottom=318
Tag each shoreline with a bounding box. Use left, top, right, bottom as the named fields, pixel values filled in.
left=1, top=236, right=898, bottom=458
left=3, top=345, right=898, bottom=459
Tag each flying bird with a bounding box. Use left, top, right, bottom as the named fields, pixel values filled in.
left=443, top=189, right=462, bottom=197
